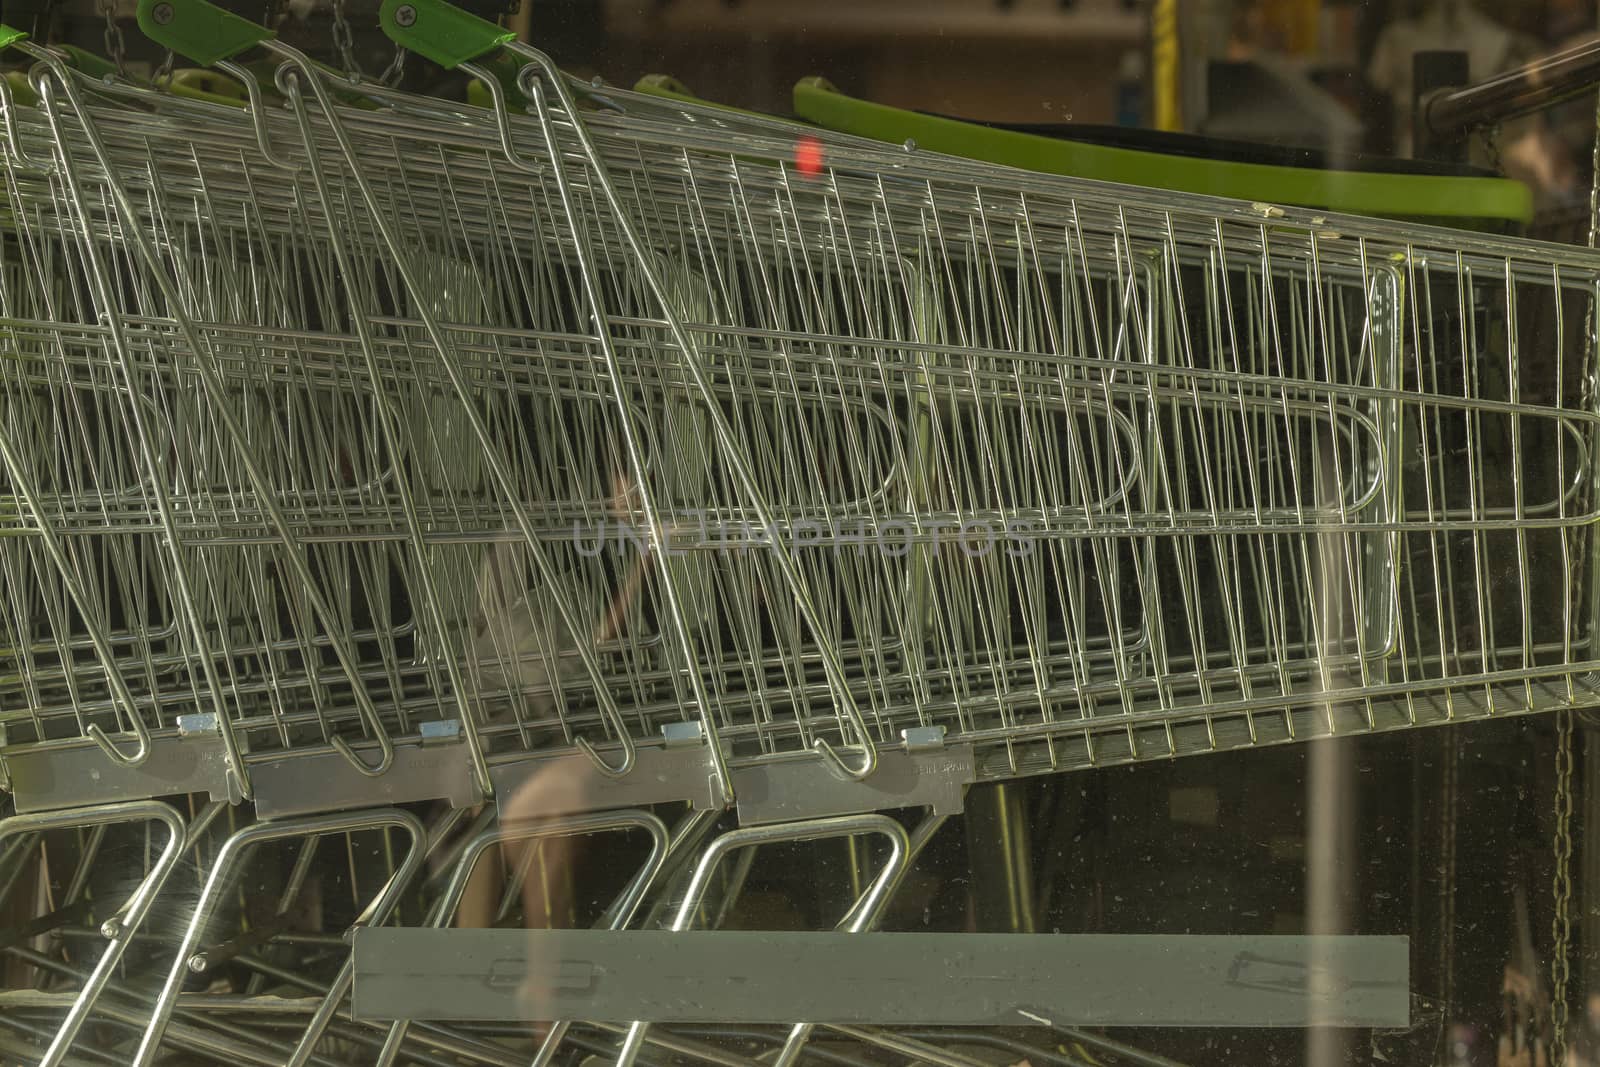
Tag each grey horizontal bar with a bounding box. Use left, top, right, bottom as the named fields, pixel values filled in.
left=731, top=745, right=974, bottom=825
left=253, top=739, right=478, bottom=819
left=8, top=734, right=241, bottom=814
left=353, top=930, right=1408, bottom=1028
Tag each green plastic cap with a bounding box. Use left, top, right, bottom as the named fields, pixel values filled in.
left=136, top=0, right=273, bottom=67
left=379, top=0, right=512, bottom=70
left=0, top=25, right=27, bottom=50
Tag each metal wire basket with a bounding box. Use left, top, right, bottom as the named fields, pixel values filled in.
left=1, top=31, right=1598, bottom=817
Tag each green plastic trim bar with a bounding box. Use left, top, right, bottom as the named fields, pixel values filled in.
left=463, top=49, right=531, bottom=108
left=378, top=0, right=512, bottom=70
left=3, top=70, right=35, bottom=105
left=58, top=44, right=118, bottom=80
left=0, top=28, right=30, bottom=112
left=136, top=0, right=273, bottom=67
left=165, top=68, right=250, bottom=107
left=793, top=77, right=1532, bottom=225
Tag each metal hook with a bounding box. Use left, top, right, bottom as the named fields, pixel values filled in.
left=0, top=69, right=52, bottom=169
left=86, top=720, right=152, bottom=768
left=811, top=736, right=878, bottom=781
left=458, top=60, right=540, bottom=175
left=329, top=732, right=394, bottom=779
left=575, top=732, right=636, bottom=779
left=216, top=57, right=299, bottom=172
left=511, top=50, right=623, bottom=114
left=459, top=54, right=623, bottom=175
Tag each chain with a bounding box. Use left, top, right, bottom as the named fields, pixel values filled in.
left=1557, top=85, right=1600, bottom=1067
left=98, top=0, right=126, bottom=79
left=1441, top=733, right=1460, bottom=1032
left=378, top=45, right=407, bottom=88
left=330, top=0, right=362, bottom=83
left=1552, top=709, right=1576, bottom=1064
left=1589, top=86, right=1600, bottom=253
left=153, top=48, right=174, bottom=86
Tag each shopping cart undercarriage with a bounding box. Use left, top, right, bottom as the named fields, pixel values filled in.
left=3, top=0, right=1600, bottom=1062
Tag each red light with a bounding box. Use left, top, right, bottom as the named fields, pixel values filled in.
left=795, top=135, right=823, bottom=178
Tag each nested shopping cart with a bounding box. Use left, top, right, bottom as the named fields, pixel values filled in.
left=0, top=0, right=1598, bottom=1062
left=3, top=0, right=1599, bottom=819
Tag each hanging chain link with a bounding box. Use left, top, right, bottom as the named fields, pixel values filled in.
left=378, top=45, right=407, bottom=88
left=330, top=0, right=362, bottom=83
left=153, top=48, right=175, bottom=86
left=1442, top=733, right=1461, bottom=1034
left=1553, top=90, right=1600, bottom=1067
left=98, top=0, right=127, bottom=79
left=1552, top=79, right=1600, bottom=1067
left=1552, top=709, right=1576, bottom=1065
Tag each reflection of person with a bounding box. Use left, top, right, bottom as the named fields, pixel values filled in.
left=1498, top=962, right=1549, bottom=1067
left=1573, top=992, right=1600, bottom=1067
left=471, top=471, right=650, bottom=725
left=446, top=471, right=652, bottom=932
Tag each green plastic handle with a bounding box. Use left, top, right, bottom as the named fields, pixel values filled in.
left=461, top=48, right=529, bottom=108
left=379, top=0, right=512, bottom=70
left=793, top=77, right=1532, bottom=226
left=58, top=44, right=119, bottom=80
left=136, top=0, right=274, bottom=67
left=3, top=70, right=36, bottom=106
left=166, top=67, right=250, bottom=107
left=0, top=24, right=28, bottom=50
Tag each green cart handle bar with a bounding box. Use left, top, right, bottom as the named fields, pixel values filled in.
left=0, top=23, right=250, bottom=107
left=791, top=77, right=1533, bottom=226
left=134, top=0, right=274, bottom=66
left=376, top=0, right=513, bottom=69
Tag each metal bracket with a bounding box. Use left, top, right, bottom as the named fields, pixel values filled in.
left=7, top=717, right=244, bottom=814
left=490, top=724, right=723, bottom=816
left=732, top=742, right=974, bottom=826
left=252, top=721, right=478, bottom=819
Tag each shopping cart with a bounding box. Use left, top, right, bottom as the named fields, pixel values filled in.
left=0, top=3, right=1583, bottom=1061
left=5, top=0, right=1598, bottom=822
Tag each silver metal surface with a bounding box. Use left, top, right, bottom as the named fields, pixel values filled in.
left=252, top=736, right=480, bottom=820
left=489, top=745, right=725, bottom=816
left=0, top=800, right=188, bottom=1067
left=0, top=35, right=1594, bottom=1067
left=353, top=930, right=1411, bottom=1028
left=731, top=745, right=974, bottom=825
left=4, top=732, right=243, bottom=814
left=4, top=46, right=1597, bottom=809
